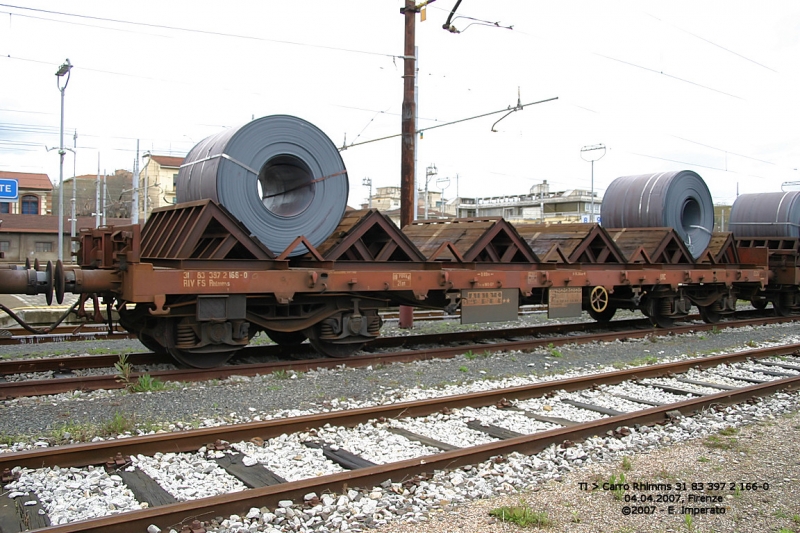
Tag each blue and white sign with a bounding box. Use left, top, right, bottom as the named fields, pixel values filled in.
left=0, top=179, right=18, bottom=200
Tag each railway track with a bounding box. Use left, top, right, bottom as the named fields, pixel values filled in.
left=2, top=345, right=798, bottom=532
left=2, top=313, right=797, bottom=400
left=0, top=307, right=548, bottom=346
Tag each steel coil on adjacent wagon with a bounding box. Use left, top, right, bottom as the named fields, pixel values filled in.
left=176, top=115, right=349, bottom=256
left=729, top=191, right=800, bottom=238
left=601, top=170, right=714, bottom=258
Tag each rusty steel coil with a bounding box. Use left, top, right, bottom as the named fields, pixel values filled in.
left=601, top=170, right=714, bottom=258
left=729, top=191, right=800, bottom=238
left=176, top=115, right=349, bottom=256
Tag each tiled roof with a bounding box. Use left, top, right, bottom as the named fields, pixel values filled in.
left=0, top=171, right=53, bottom=191
left=0, top=214, right=131, bottom=234
left=150, top=155, right=185, bottom=168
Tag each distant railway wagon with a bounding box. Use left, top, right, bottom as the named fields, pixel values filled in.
left=0, top=116, right=794, bottom=368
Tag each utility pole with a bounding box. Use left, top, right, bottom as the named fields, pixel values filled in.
left=362, top=177, right=373, bottom=208
left=399, top=0, right=423, bottom=329
left=131, top=140, right=140, bottom=224
left=143, top=152, right=150, bottom=223
left=55, top=59, right=72, bottom=263
left=400, top=0, right=417, bottom=229
left=424, top=163, right=437, bottom=219
left=580, top=143, right=606, bottom=222
left=413, top=45, right=419, bottom=221
left=102, top=170, right=107, bottom=226
left=437, top=176, right=450, bottom=214
left=70, top=130, right=77, bottom=260
left=95, top=154, right=101, bottom=228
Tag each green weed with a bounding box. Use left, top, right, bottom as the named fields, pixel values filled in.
left=608, top=473, right=626, bottom=501
left=114, top=354, right=133, bottom=388
left=489, top=505, right=552, bottom=527
left=129, top=374, right=166, bottom=392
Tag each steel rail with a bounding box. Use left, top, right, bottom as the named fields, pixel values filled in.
left=0, top=305, right=544, bottom=346
left=0, top=315, right=653, bottom=375
left=1, top=314, right=797, bottom=399
left=0, top=309, right=784, bottom=376
left=11, top=352, right=800, bottom=533
left=2, top=343, right=797, bottom=472
left=0, top=308, right=783, bottom=375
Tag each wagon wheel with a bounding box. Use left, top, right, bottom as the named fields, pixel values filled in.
left=698, top=305, right=721, bottom=324
left=644, top=297, right=674, bottom=328
left=165, top=319, right=239, bottom=368
left=264, top=329, right=308, bottom=346
left=167, top=347, right=238, bottom=369
left=648, top=312, right=674, bottom=328
left=750, top=298, right=767, bottom=311
left=587, top=286, right=615, bottom=322
left=772, top=293, right=795, bottom=317
left=304, top=323, right=364, bottom=358
left=588, top=305, right=616, bottom=322
left=137, top=332, right=168, bottom=355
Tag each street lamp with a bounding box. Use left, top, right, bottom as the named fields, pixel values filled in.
left=362, top=177, right=373, bottom=209
left=580, top=143, right=606, bottom=223
left=55, top=58, right=73, bottom=262
left=436, top=177, right=450, bottom=214
left=424, top=164, right=437, bottom=220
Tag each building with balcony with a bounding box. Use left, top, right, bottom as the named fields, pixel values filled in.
left=447, top=180, right=602, bottom=224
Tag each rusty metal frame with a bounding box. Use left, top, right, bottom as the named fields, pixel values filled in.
left=515, top=223, right=626, bottom=264
left=77, top=224, right=141, bottom=269
left=313, top=209, right=427, bottom=262
left=403, top=217, right=538, bottom=264
left=607, top=228, right=694, bottom=264
left=141, top=199, right=274, bottom=263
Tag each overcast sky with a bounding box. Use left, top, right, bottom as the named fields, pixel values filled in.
left=1, top=0, right=799, bottom=209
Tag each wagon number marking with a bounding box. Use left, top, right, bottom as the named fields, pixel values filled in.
left=182, top=271, right=248, bottom=288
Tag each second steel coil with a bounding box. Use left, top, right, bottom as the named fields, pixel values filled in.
left=729, top=191, right=800, bottom=238
left=177, top=115, right=349, bottom=256
left=601, top=170, right=714, bottom=258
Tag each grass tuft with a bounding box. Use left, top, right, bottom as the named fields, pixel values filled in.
left=489, top=505, right=552, bottom=527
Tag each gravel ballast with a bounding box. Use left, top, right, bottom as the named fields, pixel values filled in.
left=2, top=313, right=800, bottom=533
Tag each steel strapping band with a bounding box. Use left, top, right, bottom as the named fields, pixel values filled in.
left=180, top=153, right=260, bottom=176
left=729, top=221, right=800, bottom=227
left=261, top=170, right=348, bottom=199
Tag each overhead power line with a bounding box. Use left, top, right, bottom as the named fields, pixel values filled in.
left=595, top=53, right=744, bottom=100
left=0, top=3, right=402, bottom=59
left=645, top=12, right=777, bottom=73
left=339, top=96, right=558, bottom=151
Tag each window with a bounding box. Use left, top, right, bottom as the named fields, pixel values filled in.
left=0, top=202, right=8, bottom=214
left=34, top=242, right=53, bottom=253
left=0, top=241, right=8, bottom=252
left=172, top=173, right=179, bottom=191
left=21, top=195, right=39, bottom=215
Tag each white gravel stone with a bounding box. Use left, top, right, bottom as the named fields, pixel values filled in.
left=3, top=465, right=140, bottom=525
left=390, top=412, right=497, bottom=447
left=313, top=423, right=441, bottom=463
left=131, top=452, right=246, bottom=501
left=515, top=394, right=606, bottom=422
left=232, top=434, right=345, bottom=481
